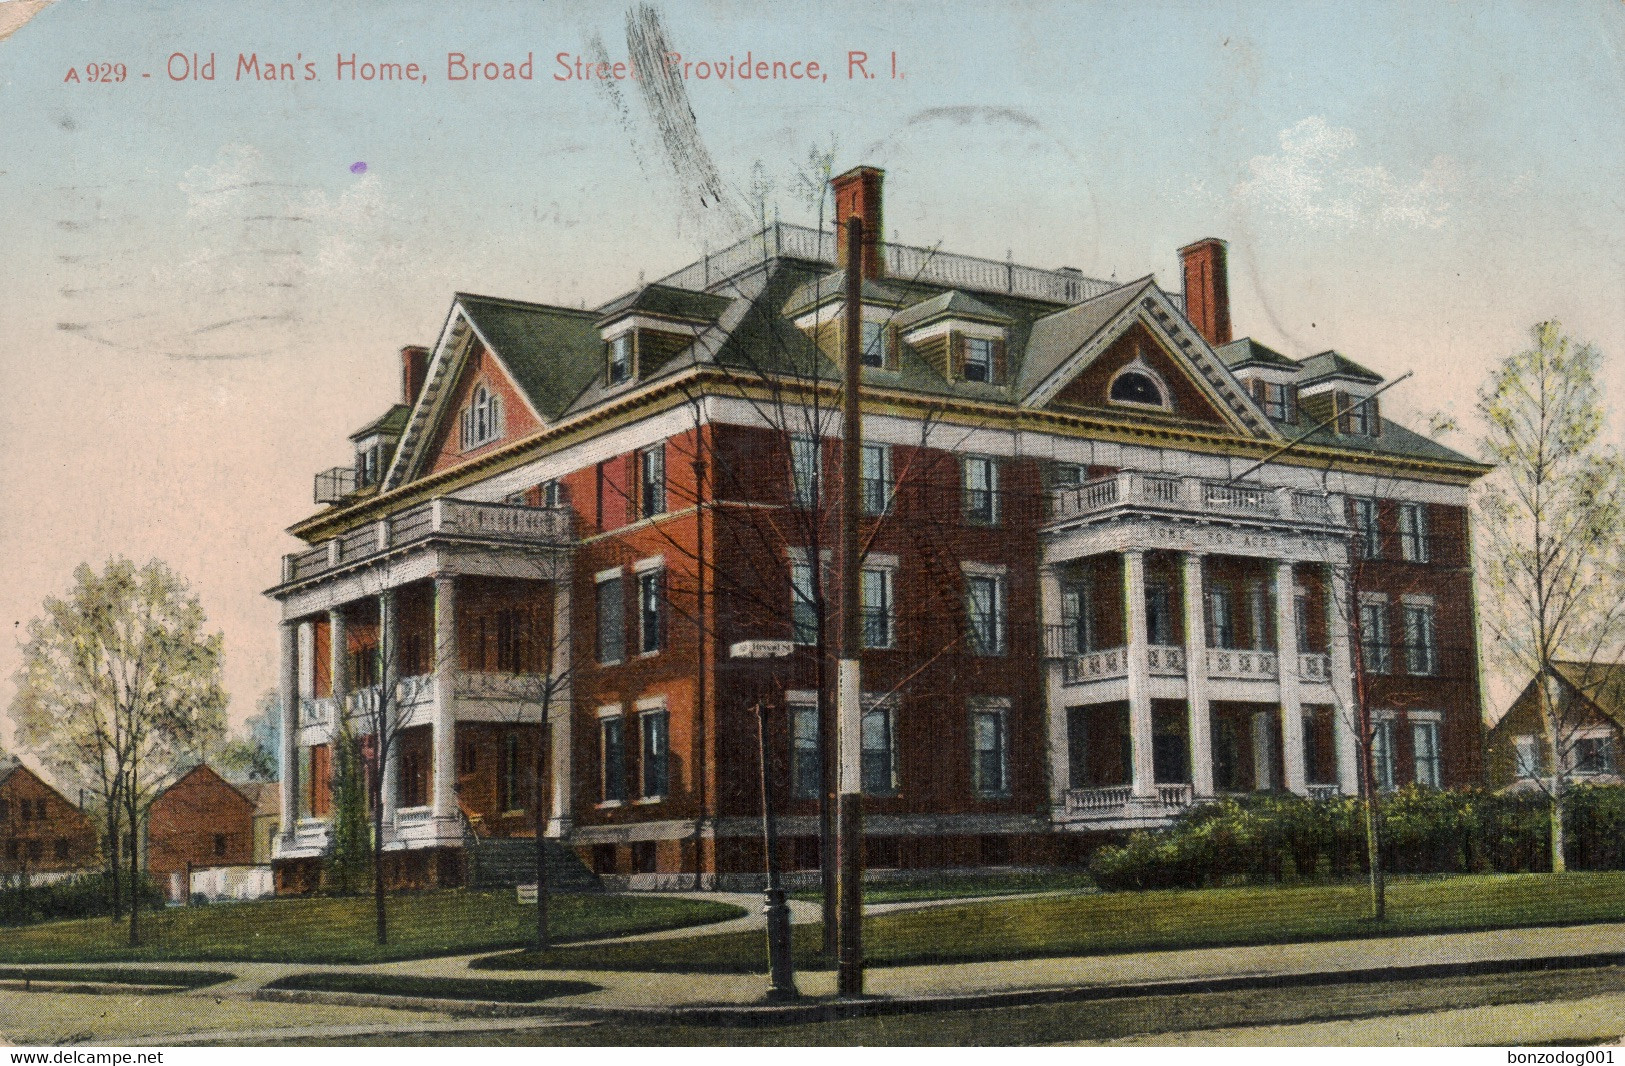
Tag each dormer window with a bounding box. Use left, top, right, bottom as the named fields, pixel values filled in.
left=860, top=320, right=889, bottom=369
left=964, top=337, right=994, bottom=383
left=1109, top=363, right=1168, bottom=409
left=459, top=383, right=503, bottom=451
left=354, top=444, right=383, bottom=488
left=608, top=334, right=633, bottom=385
left=1258, top=381, right=1297, bottom=423
left=1337, top=391, right=1380, bottom=437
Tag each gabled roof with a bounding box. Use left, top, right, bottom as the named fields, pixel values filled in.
left=1552, top=662, right=1625, bottom=729
left=234, top=780, right=282, bottom=816
left=348, top=404, right=409, bottom=442
left=893, top=290, right=1013, bottom=331
left=1217, top=337, right=1299, bottom=372
left=1017, top=279, right=1154, bottom=398
left=0, top=757, right=20, bottom=788
left=1298, top=349, right=1384, bottom=388
left=160, top=763, right=256, bottom=810
left=456, top=294, right=605, bottom=422
left=595, top=283, right=732, bottom=326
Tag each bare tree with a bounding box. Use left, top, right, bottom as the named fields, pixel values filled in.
left=1476, top=321, right=1625, bottom=872
left=10, top=559, right=226, bottom=944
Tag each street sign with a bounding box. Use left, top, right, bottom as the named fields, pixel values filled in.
left=729, top=640, right=794, bottom=659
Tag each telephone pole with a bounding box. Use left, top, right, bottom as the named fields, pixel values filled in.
left=835, top=214, right=866, bottom=997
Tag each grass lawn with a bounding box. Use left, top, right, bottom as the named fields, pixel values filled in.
left=789, top=870, right=1097, bottom=905
left=481, top=872, right=1625, bottom=973
left=0, top=890, right=744, bottom=965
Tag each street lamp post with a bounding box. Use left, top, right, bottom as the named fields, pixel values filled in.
left=730, top=639, right=798, bottom=1001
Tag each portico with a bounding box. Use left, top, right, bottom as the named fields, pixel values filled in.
left=1040, top=470, right=1359, bottom=829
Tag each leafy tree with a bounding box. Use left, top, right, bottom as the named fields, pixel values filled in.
left=1477, top=321, right=1625, bottom=872
left=216, top=690, right=280, bottom=782
left=9, top=559, right=227, bottom=944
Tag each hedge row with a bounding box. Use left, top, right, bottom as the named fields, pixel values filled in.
left=1087, top=785, right=1625, bottom=892
left=0, top=873, right=164, bottom=926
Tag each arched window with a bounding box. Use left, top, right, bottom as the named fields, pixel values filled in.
left=1108, top=364, right=1168, bottom=409
left=460, top=384, right=504, bottom=450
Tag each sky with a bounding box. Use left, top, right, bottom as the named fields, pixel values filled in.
left=0, top=0, right=1621, bottom=742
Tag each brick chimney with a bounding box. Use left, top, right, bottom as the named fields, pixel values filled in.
left=401, top=345, right=430, bottom=405
left=831, top=165, right=884, bottom=279
left=1179, top=238, right=1232, bottom=347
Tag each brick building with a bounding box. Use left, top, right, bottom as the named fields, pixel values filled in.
left=147, top=764, right=259, bottom=881
left=267, top=167, right=1489, bottom=890
left=0, top=760, right=97, bottom=879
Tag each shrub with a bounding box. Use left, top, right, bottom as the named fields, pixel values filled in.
left=0, top=874, right=164, bottom=927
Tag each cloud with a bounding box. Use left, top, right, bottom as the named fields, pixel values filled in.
left=1232, top=117, right=1458, bottom=230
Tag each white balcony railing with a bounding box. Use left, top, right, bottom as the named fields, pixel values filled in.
left=1064, top=783, right=1194, bottom=820
left=280, top=499, right=573, bottom=586
left=1066, top=786, right=1134, bottom=813
left=1206, top=648, right=1279, bottom=680
left=293, top=818, right=331, bottom=849
left=1048, top=472, right=1345, bottom=529
left=1308, top=784, right=1342, bottom=801
left=1146, top=645, right=1186, bottom=676
left=1298, top=652, right=1332, bottom=683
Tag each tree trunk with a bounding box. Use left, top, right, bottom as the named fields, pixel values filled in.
left=106, top=808, right=122, bottom=922
left=1364, top=794, right=1386, bottom=921
left=373, top=779, right=387, bottom=945
left=533, top=738, right=551, bottom=951
left=1550, top=778, right=1567, bottom=874
left=126, top=802, right=140, bottom=946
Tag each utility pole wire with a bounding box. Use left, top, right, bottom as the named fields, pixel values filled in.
left=1227, top=371, right=1413, bottom=486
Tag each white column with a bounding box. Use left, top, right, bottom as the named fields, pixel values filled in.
left=432, top=575, right=459, bottom=822
left=1326, top=564, right=1361, bottom=793
left=547, top=580, right=573, bottom=837
left=379, top=590, right=400, bottom=831
left=1124, top=550, right=1156, bottom=797
left=277, top=621, right=299, bottom=844
left=1039, top=566, right=1071, bottom=812
left=1182, top=553, right=1214, bottom=797
left=328, top=609, right=349, bottom=703
left=1275, top=561, right=1307, bottom=795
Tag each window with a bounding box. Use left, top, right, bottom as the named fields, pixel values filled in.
left=1399, top=503, right=1429, bottom=563
left=1353, top=498, right=1380, bottom=559
left=459, top=742, right=477, bottom=774
left=1403, top=603, right=1437, bottom=676
left=495, top=609, right=531, bottom=673
left=791, top=699, right=821, bottom=800
left=861, top=443, right=891, bottom=515
left=1360, top=600, right=1391, bottom=674
left=54, top=839, right=69, bottom=861
left=608, top=333, right=633, bottom=385
left=1372, top=718, right=1397, bottom=792
left=972, top=702, right=1011, bottom=797
left=0, top=799, right=8, bottom=822
left=861, top=568, right=895, bottom=649
left=638, top=570, right=664, bottom=655
left=641, top=710, right=670, bottom=798
left=3, top=841, right=14, bottom=862
left=963, top=456, right=998, bottom=525
left=1413, top=719, right=1442, bottom=788
left=355, top=444, right=381, bottom=488
left=500, top=734, right=522, bottom=811
left=601, top=717, right=627, bottom=803
left=1345, top=395, right=1378, bottom=437
left=596, top=576, right=625, bottom=665
left=1295, top=589, right=1311, bottom=650
left=213, top=833, right=227, bottom=858
left=1260, top=381, right=1297, bottom=422
left=638, top=445, right=666, bottom=519
left=539, top=479, right=565, bottom=507
left=1575, top=735, right=1617, bottom=776
left=26, top=841, right=41, bottom=863
left=1207, top=588, right=1235, bottom=649
left=1110, top=370, right=1165, bottom=407
left=1061, top=582, right=1092, bottom=655
left=965, top=573, right=1007, bottom=656
left=1146, top=583, right=1174, bottom=646
left=860, top=320, right=889, bottom=369
left=790, top=435, right=820, bottom=508
left=1049, top=462, right=1083, bottom=489
left=1247, top=580, right=1269, bottom=650
left=459, top=384, right=503, bottom=451
left=964, top=336, right=994, bottom=383
left=862, top=700, right=898, bottom=796
left=790, top=560, right=819, bottom=645
left=1515, top=735, right=1542, bottom=779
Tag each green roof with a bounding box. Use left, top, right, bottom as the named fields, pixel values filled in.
left=595, top=283, right=732, bottom=326
left=1298, top=349, right=1384, bottom=387
left=348, top=404, right=410, bottom=442
left=1217, top=337, right=1299, bottom=371
left=456, top=293, right=605, bottom=422
left=893, top=289, right=1013, bottom=331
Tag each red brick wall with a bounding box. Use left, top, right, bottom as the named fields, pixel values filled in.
left=147, top=766, right=255, bottom=878
left=426, top=343, right=542, bottom=476
left=0, top=768, right=97, bottom=875
left=1052, top=324, right=1231, bottom=426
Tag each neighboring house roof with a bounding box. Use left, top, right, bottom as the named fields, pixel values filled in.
left=348, top=404, right=410, bottom=442
left=1491, top=661, right=1625, bottom=736
left=234, top=781, right=282, bottom=818
left=1297, top=349, right=1384, bottom=388
left=156, top=763, right=256, bottom=813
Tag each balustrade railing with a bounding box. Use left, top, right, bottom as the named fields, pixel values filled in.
left=1308, top=784, right=1342, bottom=801
left=1146, top=645, right=1186, bottom=675
left=1205, top=648, right=1279, bottom=680
left=280, top=499, right=573, bottom=585
left=1065, top=786, right=1133, bottom=813
left=1297, top=652, right=1332, bottom=682
left=1046, top=471, right=1345, bottom=528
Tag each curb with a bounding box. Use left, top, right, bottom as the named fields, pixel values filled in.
left=252, top=949, right=1625, bottom=1028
